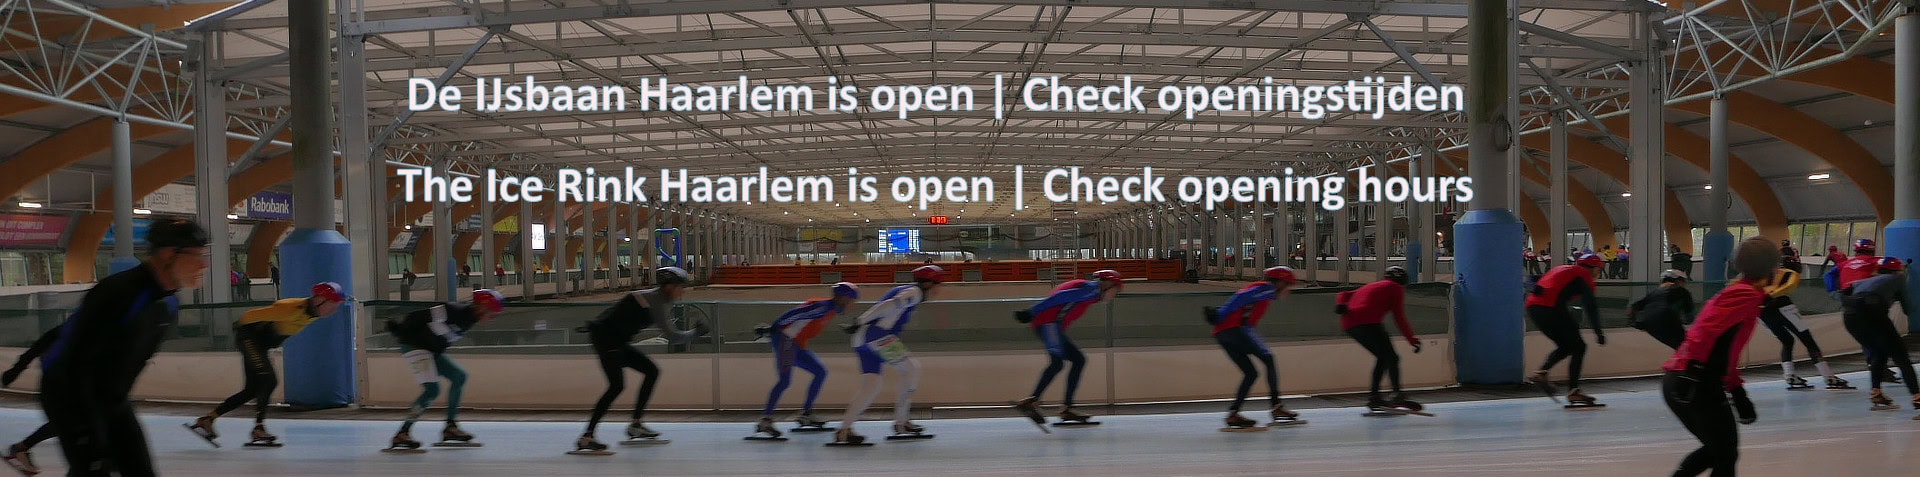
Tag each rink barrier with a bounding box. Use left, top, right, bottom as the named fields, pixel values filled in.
left=1, top=280, right=1890, bottom=409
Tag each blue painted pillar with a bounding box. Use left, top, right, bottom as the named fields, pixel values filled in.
left=1888, top=12, right=1919, bottom=330
left=278, top=0, right=353, bottom=408
left=1454, top=0, right=1525, bottom=384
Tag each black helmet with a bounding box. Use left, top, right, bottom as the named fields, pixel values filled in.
left=146, top=217, right=210, bottom=250
left=1383, top=266, right=1409, bottom=284
left=655, top=266, right=690, bottom=285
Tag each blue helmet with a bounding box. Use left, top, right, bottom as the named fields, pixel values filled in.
left=832, top=281, right=860, bottom=299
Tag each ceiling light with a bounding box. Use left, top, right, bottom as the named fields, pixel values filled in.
left=1702, top=185, right=1712, bottom=190
left=405, top=225, right=413, bottom=230
left=17, top=202, right=42, bottom=208
left=133, top=208, right=152, bottom=215
left=226, top=214, right=239, bottom=220
left=783, top=211, right=789, bottom=215
left=1620, top=192, right=1631, bottom=197
left=1807, top=173, right=1830, bottom=180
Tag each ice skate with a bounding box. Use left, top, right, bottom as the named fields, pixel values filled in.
left=1564, top=389, right=1606, bottom=410
left=745, top=417, right=788, bottom=441
left=242, top=424, right=282, bottom=448
left=1527, top=370, right=1561, bottom=403
left=825, top=427, right=872, bottom=447
left=1825, top=376, right=1856, bottom=390
left=1267, top=404, right=1307, bottom=427
left=2, top=443, right=37, bottom=476
left=184, top=415, right=221, bottom=448
left=433, top=423, right=482, bottom=447
left=382, top=432, right=426, bottom=454
left=621, top=422, right=669, bottom=445
left=566, top=435, right=613, bottom=456
left=1011, top=396, right=1050, bottom=434
left=1388, top=394, right=1435, bottom=416
left=886, top=421, right=934, bottom=440
left=1911, top=394, right=1920, bottom=411
left=1053, top=407, right=1100, bottom=427
left=1869, top=390, right=1898, bottom=411
left=1785, top=375, right=1813, bottom=391
left=789, top=411, right=834, bottom=433
left=1220, top=412, right=1267, bottom=432
left=1362, top=397, right=1402, bottom=417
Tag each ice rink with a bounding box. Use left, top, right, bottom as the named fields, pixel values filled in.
left=2, top=372, right=1913, bottom=476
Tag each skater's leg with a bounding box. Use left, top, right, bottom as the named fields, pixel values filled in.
left=399, top=348, right=442, bottom=433
left=1060, top=334, right=1086, bottom=408
left=1651, top=322, right=1686, bottom=350
left=211, top=336, right=273, bottom=419
left=1531, top=308, right=1579, bottom=372
left=400, top=383, right=441, bottom=433
left=890, top=356, right=921, bottom=426
left=628, top=347, right=660, bottom=421
left=18, top=423, right=55, bottom=448
left=795, top=349, right=828, bottom=412
left=1029, top=323, right=1066, bottom=400
left=1224, top=348, right=1257, bottom=411
left=249, top=347, right=279, bottom=424
left=1663, top=373, right=1738, bottom=476
left=1258, top=352, right=1280, bottom=408
left=1761, top=310, right=1797, bottom=366
left=763, top=340, right=796, bottom=416
left=840, top=348, right=887, bottom=429
left=586, top=347, right=627, bottom=434
left=435, top=354, right=468, bottom=423
left=1347, top=324, right=1397, bottom=397
left=103, top=403, right=154, bottom=477
left=40, top=390, right=107, bottom=476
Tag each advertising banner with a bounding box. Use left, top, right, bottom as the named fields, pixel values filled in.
left=0, top=214, right=69, bottom=247
left=102, top=218, right=153, bottom=246
left=247, top=191, right=294, bottom=220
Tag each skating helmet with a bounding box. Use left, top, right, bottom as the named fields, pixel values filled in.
left=1383, top=266, right=1409, bottom=284
left=1854, top=239, right=1876, bottom=254
left=911, top=265, right=946, bottom=283
left=832, top=281, right=860, bottom=299
left=1828, top=245, right=1840, bottom=252
left=145, top=217, right=210, bottom=250
left=310, top=282, right=349, bottom=302
left=1576, top=253, right=1604, bottom=268
left=1780, top=240, right=1791, bottom=247
left=1263, top=266, right=1298, bottom=285
left=655, top=266, right=691, bottom=285
left=1660, top=269, right=1689, bottom=283
left=471, top=289, right=505, bottom=312
left=1089, top=269, right=1124, bottom=287
left=1879, top=257, right=1906, bottom=272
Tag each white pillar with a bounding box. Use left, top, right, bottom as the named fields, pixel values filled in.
left=1627, top=11, right=1667, bottom=282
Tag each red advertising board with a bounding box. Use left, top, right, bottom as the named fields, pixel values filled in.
left=0, top=214, right=69, bottom=247
left=815, top=239, right=838, bottom=252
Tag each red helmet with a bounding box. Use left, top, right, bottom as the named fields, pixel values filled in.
left=471, top=289, right=505, bottom=313
left=309, top=282, right=348, bottom=303
left=1576, top=253, right=1604, bottom=268
left=1855, top=239, right=1876, bottom=253
left=1090, top=269, right=1123, bottom=286
left=1880, top=257, right=1906, bottom=272
left=912, top=265, right=946, bottom=283
left=1263, top=266, right=1297, bottom=284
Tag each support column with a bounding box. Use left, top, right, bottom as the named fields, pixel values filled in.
left=1252, top=202, right=1267, bottom=273
left=1273, top=202, right=1290, bottom=269
left=191, top=32, right=230, bottom=305
left=629, top=203, right=641, bottom=286
left=552, top=195, right=567, bottom=294
left=480, top=200, right=496, bottom=289
left=1303, top=207, right=1320, bottom=282
left=1213, top=211, right=1227, bottom=278
left=581, top=201, right=596, bottom=291
left=1335, top=204, right=1350, bottom=284
left=1419, top=144, right=1439, bottom=281
left=1453, top=0, right=1527, bottom=384
left=519, top=199, right=534, bottom=299
left=1551, top=112, right=1570, bottom=265
left=110, top=120, right=137, bottom=274
left=279, top=0, right=353, bottom=408
left=1232, top=210, right=1246, bottom=278
left=1885, top=10, right=1920, bottom=330
left=1406, top=152, right=1427, bottom=281
left=431, top=159, right=452, bottom=301
left=1376, top=156, right=1396, bottom=279
left=1627, top=11, right=1667, bottom=283
left=336, top=23, right=375, bottom=405
left=1704, top=98, right=1733, bottom=294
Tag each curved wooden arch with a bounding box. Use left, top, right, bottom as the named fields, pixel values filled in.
left=1669, top=91, right=1894, bottom=222
left=60, top=139, right=256, bottom=281
left=247, top=221, right=294, bottom=278
left=1579, top=118, right=1791, bottom=241
left=1437, top=150, right=1619, bottom=247
left=0, top=117, right=172, bottom=201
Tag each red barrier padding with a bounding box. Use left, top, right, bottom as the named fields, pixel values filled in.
left=712, top=259, right=1182, bottom=284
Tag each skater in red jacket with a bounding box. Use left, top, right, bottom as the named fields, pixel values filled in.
left=1526, top=253, right=1607, bottom=407
left=1335, top=266, right=1422, bottom=413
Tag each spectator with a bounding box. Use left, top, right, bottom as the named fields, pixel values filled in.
left=1616, top=247, right=1629, bottom=279
left=230, top=269, right=250, bottom=301
left=1524, top=247, right=1541, bottom=276
left=496, top=265, right=506, bottom=282
left=459, top=264, right=473, bottom=287
left=1598, top=245, right=1618, bottom=279
left=1669, top=244, right=1692, bottom=276
left=269, top=264, right=280, bottom=287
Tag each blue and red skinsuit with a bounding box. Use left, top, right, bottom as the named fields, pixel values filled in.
left=1024, top=280, right=1105, bottom=406
left=763, top=298, right=838, bottom=415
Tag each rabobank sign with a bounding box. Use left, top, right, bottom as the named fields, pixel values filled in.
left=248, top=191, right=293, bottom=220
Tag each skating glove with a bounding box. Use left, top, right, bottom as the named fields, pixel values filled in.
left=1333, top=304, right=1349, bottom=315
left=1594, top=333, right=1606, bottom=346
left=1013, top=310, right=1034, bottom=324
left=1409, top=340, right=1422, bottom=354
left=841, top=323, right=861, bottom=334
left=1729, top=386, right=1756, bottom=424
left=0, top=366, right=19, bottom=387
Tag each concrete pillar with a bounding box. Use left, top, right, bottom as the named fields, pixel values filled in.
left=1419, top=145, right=1439, bottom=281
left=581, top=200, right=596, bottom=291
left=552, top=194, right=567, bottom=293
left=519, top=199, right=534, bottom=299
left=1335, top=204, right=1350, bottom=284
left=1253, top=202, right=1267, bottom=273
left=279, top=0, right=353, bottom=408
left=1704, top=97, right=1733, bottom=293
left=111, top=120, right=136, bottom=272
left=1303, top=206, right=1320, bottom=281
left=1627, top=12, right=1667, bottom=282
left=1551, top=112, right=1570, bottom=266
left=1453, top=0, right=1527, bottom=384
left=1273, top=202, right=1290, bottom=270
left=190, top=32, right=230, bottom=303
left=480, top=200, right=496, bottom=289
left=335, top=22, right=376, bottom=405
left=431, top=159, right=452, bottom=302
left=1406, top=153, right=1427, bottom=281
left=1377, top=159, right=1396, bottom=280
left=628, top=203, right=641, bottom=286
left=1886, top=11, right=1920, bottom=330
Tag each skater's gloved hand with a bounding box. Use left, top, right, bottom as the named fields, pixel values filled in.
left=1594, top=333, right=1606, bottom=346
left=0, top=367, right=19, bottom=387
left=1333, top=304, right=1349, bottom=315
left=1730, top=386, right=1756, bottom=424
left=842, top=323, right=861, bottom=334
left=1409, top=340, right=1422, bottom=354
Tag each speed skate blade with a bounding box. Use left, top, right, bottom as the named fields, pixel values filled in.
left=380, top=448, right=427, bottom=454
left=743, top=436, right=789, bottom=442
left=182, top=423, right=221, bottom=448
left=1267, top=419, right=1308, bottom=427
left=1219, top=426, right=1269, bottom=432
left=788, top=426, right=836, bottom=433
left=1827, top=386, right=1858, bottom=391
left=885, top=434, right=935, bottom=441
left=242, top=442, right=283, bottom=448
left=825, top=441, right=874, bottom=447
left=1787, top=385, right=1815, bottom=391
left=620, top=439, right=671, bottom=446
left=1362, top=411, right=1403, bottom=418
left=1051, top=421, right=1100, bottom=427
left=1564, top=404, right=1607, bottom=410
left=566, top=450, right=615, bottom=456
left=432, top=441, right=483, bottom=447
